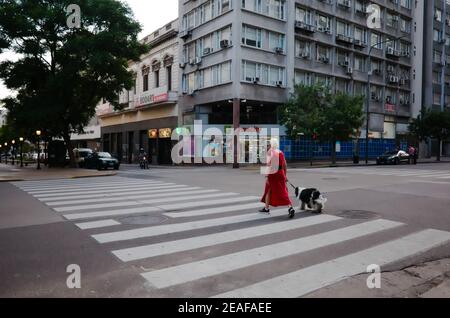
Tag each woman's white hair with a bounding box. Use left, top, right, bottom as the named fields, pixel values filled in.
left=269, top=139, right=279, bottom=150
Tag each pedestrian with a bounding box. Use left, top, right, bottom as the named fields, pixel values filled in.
left=413, top=146, right=418, bottom=165
left=259, top=140, right=296, bottom=219
left=408, top=145, right=415, bottom=165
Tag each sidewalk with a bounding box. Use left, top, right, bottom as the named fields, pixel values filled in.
left=0, top=163, right=117, bottom=182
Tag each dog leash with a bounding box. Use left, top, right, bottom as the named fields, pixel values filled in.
left=286, top=180, right=296, bottom=190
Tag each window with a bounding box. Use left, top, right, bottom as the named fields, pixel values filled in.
left=242, top=0, right=286, bottom=20
left=242, top=25, right=262, bottom=48
left=354, top=55, right=365, bottom=72
left=294, top=71, right=312, bottom=86
left=354, top=27, right=367, bottom=43
left=295, top=39, right=311, bottom=58
left=337, top=20, right=352, bottom=37
left=371, top=32, right=382, bottom=49
left=241, top=60, right=285, bottom=86
left=154, top=70, right=160, bottom=88
left=268, top=32, right=285, bottom=51
left=316, top=14, right=331, bottom=32
left=400, top=18, right=411, bottom=33
left=316, top=45, right=331, bottom=62
left=142, top=66, right=150, bottom=92
left=167, top=66, right=172, bottom=91
left=433, top=71, right=441, bottom=84
left=296, top=7, right=313, bottom=25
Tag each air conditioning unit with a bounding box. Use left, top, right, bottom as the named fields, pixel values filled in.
left=346, top=67, right=353, bottom=75
left=387, top=65, right=395, bottom=73
left=220, top=39, right=230, bottom=48
left=189, top=58, right=196, bottom=65
left=253, top=77, right=260, bottom=84
left=387, top=47, right=395, bottom=55
left=400, top=78, right=406, bottom=85
left=276, top=81, right=284, bottom=87
left=275, top=47, right=284, bottom=54
left=195, top=57, right=202, bottom=65
left=179, top=62, right=187, bottom=69
left=203, top=47, right=212, bottom=55
left=343, top=59, right=350, bottom=67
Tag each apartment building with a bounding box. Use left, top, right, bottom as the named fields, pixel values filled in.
left=178, top=0, right=414, bottom=160
left=97, top=19, right=180, bottom=165
left=421, top=0, right=450, bottom=156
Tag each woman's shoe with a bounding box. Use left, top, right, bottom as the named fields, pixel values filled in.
left=259, top=208, right=270, bottom=213
left=288, top=207, right=295, bottom=219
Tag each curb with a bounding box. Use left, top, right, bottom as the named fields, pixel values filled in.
left=0, top=179, right=24, bottom=183
left=71, top=173, right=117, bottom=179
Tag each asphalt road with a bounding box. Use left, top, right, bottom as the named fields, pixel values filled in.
left=1, top=162, right=450, bottom=297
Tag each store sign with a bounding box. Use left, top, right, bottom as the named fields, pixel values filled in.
left=148, top=129, right=158, bottom=139
left=385, top=103, right=396, bottom=113
left=135, top=93, right=169, bottom=108
left=159, top=128, right=172, bottom=139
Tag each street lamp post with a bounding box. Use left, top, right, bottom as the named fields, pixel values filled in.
left=365, top=35, right=408, bottom=164
left=11, top=140, right=16, bottom=165
left=19, top=137, right=24, bottom=168
left=36, top=130, right=42, bottom=170
left=4, top=142, right=8, bottom=164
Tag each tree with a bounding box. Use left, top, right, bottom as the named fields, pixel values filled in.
left=0, top=0, right=149, bottom=166
left=280, top=85, right=364, bottom=164
left=318, top=92, right=364, bottom=164
left=409, top=108, right=450, bottom=161
left=280, top=83, right=332, bottom=139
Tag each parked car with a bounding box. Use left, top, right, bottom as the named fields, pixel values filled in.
left=84, top=152, right=120, bottom=170
left=376, top=150, right=410, bottom=165
left=74, top=148, right=93, bottom=168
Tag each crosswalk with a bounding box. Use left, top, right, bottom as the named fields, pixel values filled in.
left=12, top=176, right=450, bottom=298
left=292, top=167, right=450, bottom=179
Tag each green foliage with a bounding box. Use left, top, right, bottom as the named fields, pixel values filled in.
left=409, top=108, right=450, bottom=142
left=0, top=0, right=149, bottom=165
left=409, top=108, right=450, bottom=160
left=280, top=84, right=364, bottom=163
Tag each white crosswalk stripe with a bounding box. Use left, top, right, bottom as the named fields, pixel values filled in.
left=292, top=167, right=448, bottom=179
left=12, top=176, right=450, bottom=297
left=214, top=229, right=450, bottom=298
left=141, top=219, right=403, bottom=288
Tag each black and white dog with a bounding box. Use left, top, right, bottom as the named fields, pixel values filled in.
left=293, top=186, right=327, bottom=214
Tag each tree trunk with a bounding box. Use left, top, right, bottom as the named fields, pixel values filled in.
left=437, top=138, right=442, bottom=162
left=331, top=140, right=337, bottom=165
left=63, top=132, right=77, bottom=168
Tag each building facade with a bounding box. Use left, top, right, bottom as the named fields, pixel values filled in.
left=70, top=116, right=101, bottom=151
left=178, top=0, right=415, bottom=160
left=98, top=19, right=180, bottom=165
left=421, top=0, right=450, bottom=156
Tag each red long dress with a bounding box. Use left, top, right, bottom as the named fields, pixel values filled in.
left=261, top=149, right=292, bottom=207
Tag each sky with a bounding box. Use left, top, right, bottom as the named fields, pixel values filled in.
left=0, top=0, right=179, bottom=101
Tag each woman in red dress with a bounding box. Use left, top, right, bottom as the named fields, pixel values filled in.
left=260, top=140, right=296, bottom=219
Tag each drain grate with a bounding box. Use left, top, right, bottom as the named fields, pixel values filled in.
left=335, top=210, right=379, bottom=220
left=118, top=215, right=169, bottom=225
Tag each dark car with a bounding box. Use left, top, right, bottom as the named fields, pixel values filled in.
left=376, top=150, right=410, bottom=165
left=85, top=152, right=120, bottom=170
